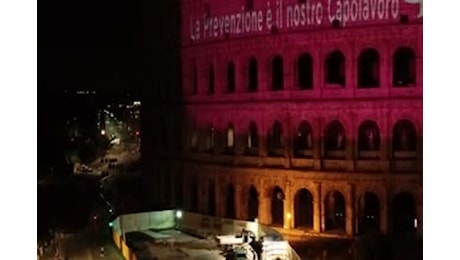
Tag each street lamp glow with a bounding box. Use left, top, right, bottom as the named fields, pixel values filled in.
left=176, top=210, right=183, bottom=219
left=286, top=213, right=292, bottom=219
left=101, top=129, right=106, bottom=136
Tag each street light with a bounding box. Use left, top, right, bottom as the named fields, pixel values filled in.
left=101, top=129, right=106, bottom=136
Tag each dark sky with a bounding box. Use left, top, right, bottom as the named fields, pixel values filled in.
left=39, top=0, right=140, bottom=96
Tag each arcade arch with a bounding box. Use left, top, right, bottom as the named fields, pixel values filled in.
left=271, top=186, right=285, bottom=226
left=294, top=188, right=314, bottom=229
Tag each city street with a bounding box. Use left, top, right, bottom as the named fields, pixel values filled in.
left=38, top=228, right=123, bottom=260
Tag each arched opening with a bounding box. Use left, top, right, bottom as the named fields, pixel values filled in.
left=325, top=190, right=346, bottom=231
left=358, top=192, right=380, bottom=234
left=225, top=123, right=235, bottom=155
left=294, top=188, right=313, bottom=229
left=393, top=47, right=416, bottom=87
left=225, top=184, right=236, bottom=219
left=392, top=120, right=417, bottom=158
left=249, top=57, right=258, bottom=92
left=392, top=192, right=416, bottom=234
left=325, top=121, right=346, bottom=158
left=227, top=61, right=236, bottom=93
left=358, top=49, right=380, bottom=88
left=208, top=65, right=215, bottom=95
left=295, top=121, right=313, bottom=158
left=325, top=50, right=345, bottom=86
left=246, top=121, right=259, bottom=156
left=206, top=125, right=215, bottom=153
left=192, top=65, right=198, bottom=95
left=248, top=186, right=259, bottom=221
left=298, top=53, right=313, bottom=89
left=190, top=177, right=199, bottom=213
left=358, top=120, right=380, bottom=158
left=208, top=181, right=216, bottom=216
left=190, top=128, right=198, bottom=151
left=268, top=121, right=284, bottom=157
left=271, top=186, right=285, bottom=226
left=272, top=55, right=284, bottom=90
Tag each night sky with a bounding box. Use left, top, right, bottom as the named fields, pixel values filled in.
left=38, top=0, right=152, bottom=171
left=39, top=0, right=140, bottom=96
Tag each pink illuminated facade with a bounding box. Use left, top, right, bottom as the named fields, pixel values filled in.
left=150, top=0, right=422, bottom=237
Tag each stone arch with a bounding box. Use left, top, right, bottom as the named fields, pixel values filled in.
left=227, top=61, right=236, bottom=93
left=297, top=52, right=313, bottom=89
left=357, top=192, right=381, bottom=234
left=358, top=48, right=380, bottom=88
left=225, top=183, right=236, bottom=219
left=393, top=47, right=416, bottom=86
left=294, top=188, right=314, bottom=229
left=325, top=50, right=345, bottom=85
left=392, top=119, right=417, bottom=158
left=294, top=120, right=313, bottom=158
left=271, top=186, right=285, bottom=226
left=271, top=55, right=284, bottom=90
left=208, top=64, right=215, bottom=95
left=248, top=57, right=258, bottom=92
left=248, top=185, right=259, bottom=221
left=392, top=192, right=416, bottom=234
left=358, top=120, right=381, bottom=158
left=225, top=122, right=235, bottom=154
left=324, top=190, right=346, bottom=232
left=268, top=120, right=284, bottom=157
left=205, top=124, right=215, bottom=153
left=325, top=120, right=346, bottom=158
left=246, top=121, right=259, bottom=156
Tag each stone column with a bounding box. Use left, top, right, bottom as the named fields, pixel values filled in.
left=259, top=192, right=271, bottom=225
left=235, top=184, right=244, bottom=220
left=416, top=136, right=423, bottom=171
left=346, top=49, right=356, bottom=93
left=381, top=133, right=390, bottom=172
left=314, top=117, right=323, bottom=170
left=284, top=183, right=294, bottom=229
left=215, top=184, right=224, bottom=217
left=346, top=136, right=355, bottom=172
left=313, top=182, right=322, bottom=233
left=235, top=59, right=243, bottom=94
left=345, top=184, right=355, bottom=236
left=380, top=45, right=391, bottom=90
left=284, top=53, right=295, bottom=91
left=321, top=195, right=326, bottom=232
left=416, top=204, right=423, bottom=237
left=259, top=56, right=269, bottom=93
left=380, top=200, right=389, bottom=235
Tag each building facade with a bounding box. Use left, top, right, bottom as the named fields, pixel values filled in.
left=149, top=0, right=422, bottom=237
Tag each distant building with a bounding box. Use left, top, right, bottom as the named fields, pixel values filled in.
left=144, top=0, right=422, bottom=237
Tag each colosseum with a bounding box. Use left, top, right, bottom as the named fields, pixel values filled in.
left=146, top=0, right=422, bottom=238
